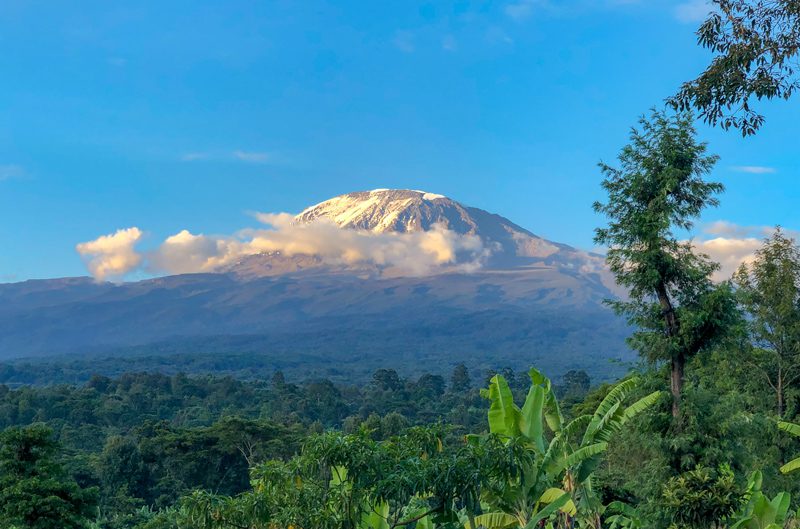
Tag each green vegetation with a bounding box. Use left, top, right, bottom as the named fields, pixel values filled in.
left=593, top=109, right=735, bottom=418
left=0, top=424, right=97, bottom=529
left=733, top=229, right=800, bottom=417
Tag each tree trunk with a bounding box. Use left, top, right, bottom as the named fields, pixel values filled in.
left=671, top=353, right=684, bottom=418
left=656, top=282, right=682, bottom=417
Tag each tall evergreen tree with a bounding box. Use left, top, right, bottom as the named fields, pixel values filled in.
left=594, top=109, right=737, bottom=417
left=0, top=424, right=97, bottom=529
left=734, top=228, right=800, bottom=417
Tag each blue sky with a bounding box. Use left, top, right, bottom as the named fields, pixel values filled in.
left=0, top=0, right=797, bottom=281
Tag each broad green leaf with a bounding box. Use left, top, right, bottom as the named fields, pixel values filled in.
left=747, top=471, right=763, bottom=492
left=544, top=389, right=563, bottom=433
left=539, top=487, right=568, bottom=503
left=539, top=488, right=576, bottom=515
left=583, top=401, right=622, bottom=444
left=417, top=515, right=435, bottom=529
left=524, top=492, right=571, bottom=529
left=527, top=368, right=562, bottom=432
left=330, top=465, right=348, bottom=486
left=361, top=501, right=390, bottom=529
left=541, top=419, right=590, bottom=474
left=770, top=492, right=791, bottom=521
left=552, top=442, right=608, bottom=475
left=730, top=516, right=751, bottom=529
left=606, top=501, right=637, bottom=517
left=622, top=391, right=662, bottom=421
left=485, top=375, right=521, bottom=437
left=519, top=385, right=545, bottom=453
left=779, top=457, right=800, bottom=474
left=472, top=512, right=518, bottom=529
left=592, top=378, right=638, bottom=421
left=753, top=494, right=775, bottom=524
left=575, top=454, right=603, bottom=483
left=561, top=415, right=592, bottom=439
left=529, top=367, right=548, bottom=387
left=778, top=421, right=800, bottom=438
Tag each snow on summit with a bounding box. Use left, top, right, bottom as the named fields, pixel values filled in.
left=296, top=189, right=470, bottom=234
left=292, top=188, right=607, bottom=276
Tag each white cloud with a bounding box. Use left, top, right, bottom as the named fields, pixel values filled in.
left=238, top=214, right=490, bottom=276
left=79, top=216, right=492, bottom=280
left=147, top=230, right=243, bottom=275
left=693, top=236, right=762, bottom=280
left=232, top=150, right=270, bottom=163
left=76, top=227, right=143, bottom=281
left=674, top=0, right=712, bottom=23
left=732, top=165, right=777, bottom=174
left=0, top=165, right=24, bottom=181
left=703, top=220, right=772, bottom=239
left=692, top=222, right=799, bottom=280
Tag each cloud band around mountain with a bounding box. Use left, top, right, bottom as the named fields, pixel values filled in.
left=75, top=215, right=491, bottom=281
left=75, top=227, right=144, bottom=281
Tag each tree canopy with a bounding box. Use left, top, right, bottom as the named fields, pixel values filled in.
left=593, top=109, right=737, bottom=417
left=671, top=0, right=800, bottom=135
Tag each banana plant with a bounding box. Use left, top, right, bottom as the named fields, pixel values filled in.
left=604, top=501, right=642, bottom=529
left=777, top=421, right=800, bottom=474
left=472, top=478, right=574, bottom=529
left=480, top=368, right=562, bottom=451
left=473, top=371, right=577, bottom=528
left=730, top=471, right=791, bottom=529
left=478, top=369, right=662, bottom=529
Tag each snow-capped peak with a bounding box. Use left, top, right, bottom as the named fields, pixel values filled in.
left=292, top=188, right=581, bottom=266
left=233, top=189, right=611, bottom=288
left=296, top=189, right=465, bottom=234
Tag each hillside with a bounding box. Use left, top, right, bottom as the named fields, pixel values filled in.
left=0, top=190, right=633, bottom=381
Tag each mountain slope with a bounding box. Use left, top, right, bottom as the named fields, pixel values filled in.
left=228, top=189, right=612, bottom=282
left=0, top=189, right=632, bottom=381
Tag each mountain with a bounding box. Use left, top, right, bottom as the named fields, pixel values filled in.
left=225, top=190, right=614, bottom=283
left=0, top=190, right=633, bottom=383
left=295, top=189, right=597, bottom=267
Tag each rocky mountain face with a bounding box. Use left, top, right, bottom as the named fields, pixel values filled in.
left=295, top=189, right=575, bottom=264
left=226, top=190, right=612, bottom=283
left=0, top=190, right=632, bottom=381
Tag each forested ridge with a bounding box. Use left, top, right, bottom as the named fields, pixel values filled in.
left=0, top=364, right=595, bottom=527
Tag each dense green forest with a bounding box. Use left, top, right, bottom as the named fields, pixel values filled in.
left=0, top=365, right=535, bottom=528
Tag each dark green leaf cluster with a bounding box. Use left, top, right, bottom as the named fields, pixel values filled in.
left=0, top=424, right=98, bottom=529
left=671, top=0, right=800, bottom=135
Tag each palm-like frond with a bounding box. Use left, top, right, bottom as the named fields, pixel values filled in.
left=778, top=420, right=800, bottom=438
left=780, top=457, right=800, bottom=474
left=622, top=391, right=662, bottom=421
